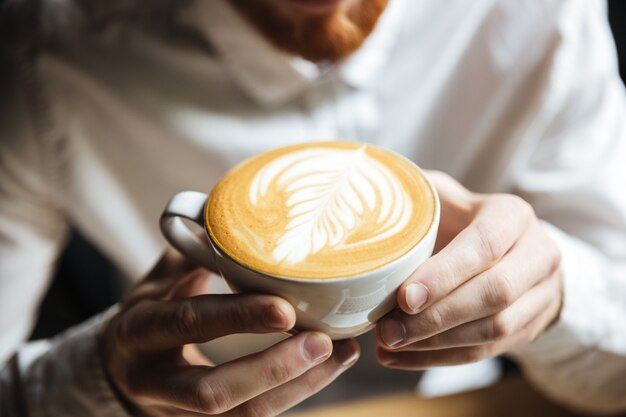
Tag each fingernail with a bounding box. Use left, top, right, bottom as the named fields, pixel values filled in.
left=303, top=333, right=332, bottom=362
left=335, top=340, right=360, bottom=366
left=405, top=283, right=429, bottom=313
left=264, top=304, right=287, bottom=329
left=381, top=319, right=406, bottom=347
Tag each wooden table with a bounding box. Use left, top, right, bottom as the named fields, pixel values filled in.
left=289, top=376, right=585, bottom=417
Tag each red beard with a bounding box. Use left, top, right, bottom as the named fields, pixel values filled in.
left=229, top=0, right=388, bottom=63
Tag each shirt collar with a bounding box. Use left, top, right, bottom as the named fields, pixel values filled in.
left=180, top=0, right=406, bottom=108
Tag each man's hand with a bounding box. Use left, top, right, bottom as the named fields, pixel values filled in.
left=376, top=171, right=562, bottom=368
left=101, top=249, right=360, bottom=416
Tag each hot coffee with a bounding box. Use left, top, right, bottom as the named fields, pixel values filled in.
left=206, top=142, right=435, bottom=279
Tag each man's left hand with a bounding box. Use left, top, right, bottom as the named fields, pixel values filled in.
left=376, top=171, right=563, bottom=368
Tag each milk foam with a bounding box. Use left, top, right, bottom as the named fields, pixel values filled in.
left=249, top=146, right=412, bottom=264
left=207, top=142, right=435, bottom=279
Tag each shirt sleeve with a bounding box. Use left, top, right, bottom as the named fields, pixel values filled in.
left=0, top=10, right=131, bottom=415
left=507, top=1, right=626, bottom=414
left=0, top=306, right=132, bottom=417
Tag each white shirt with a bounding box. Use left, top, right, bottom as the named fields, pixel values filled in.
left=1, top=0, right=626, bottom=415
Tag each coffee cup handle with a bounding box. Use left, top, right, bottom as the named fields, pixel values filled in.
left=160, top=191, right=216, bottom=271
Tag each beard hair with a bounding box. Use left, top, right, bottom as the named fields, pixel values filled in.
left=229, top=0, right=388, bottom=63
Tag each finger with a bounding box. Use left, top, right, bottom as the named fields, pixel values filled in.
left=396, top=271, right=561, bottom=351
left=398, top=194, right=534, bottom=314
left=223, top=339, right=360, bottom=417
left=182, top=345, right=214, bottom=366
left=377, top=285, right=562, bottom=369
left=119, top=294, right=296, bottom=352
left=129, top=332, right=333, bottom=414
left=379, top=224, right=559, bottom=348
left=124, top=249, right=209, bottom=306
left=144, top=405, right=209, bottom=417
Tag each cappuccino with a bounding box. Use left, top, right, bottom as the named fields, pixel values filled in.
left=207, top=142, right=435, bottom=279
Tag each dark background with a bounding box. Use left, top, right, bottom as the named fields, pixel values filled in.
left=609, top=0, right=625, bottom=75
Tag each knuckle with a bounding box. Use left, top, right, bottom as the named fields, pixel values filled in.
left=472, top=220, right=503, bottom=264
left=173, top=300, right=200, bottom=340
left=196, top=379, right=233, bottom=414
left=523, top=326, right=539, bottom=344
left=420, top=308, right=446, bottom=336
left=489, top=314, right=511, bottom=340
left=517, top=323, right=536, bottom=346
left=503, top=194, right=533, bottom=216
left=264, top=357, right=294, bottom=385
left=547, top=240, right=562, bottom=274
left=483, top=272, right=515, bottom=310
left=437, top=257, right=457, bottom=285
left=426, top=257, right=456, bottom=296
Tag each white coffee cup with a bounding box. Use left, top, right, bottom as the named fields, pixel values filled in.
left=160, top=182, right=439, bottom=340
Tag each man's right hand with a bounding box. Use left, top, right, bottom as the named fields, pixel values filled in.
left=100, top=249, right=360, bottom=416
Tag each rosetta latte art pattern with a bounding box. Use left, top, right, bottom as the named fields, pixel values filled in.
left=249, top=146, right=412, bottom=264
left=207, top=141, right=434, bottom=279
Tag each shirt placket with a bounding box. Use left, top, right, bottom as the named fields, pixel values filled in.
left=304, top=77, right=380, bottom=144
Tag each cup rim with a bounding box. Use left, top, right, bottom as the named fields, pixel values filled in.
left=205, top=143, right=441, bottom=284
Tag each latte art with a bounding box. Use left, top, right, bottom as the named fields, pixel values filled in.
left=207, top=142, right=435, bottom=279
left=249, top=147, right=412, bottom=264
